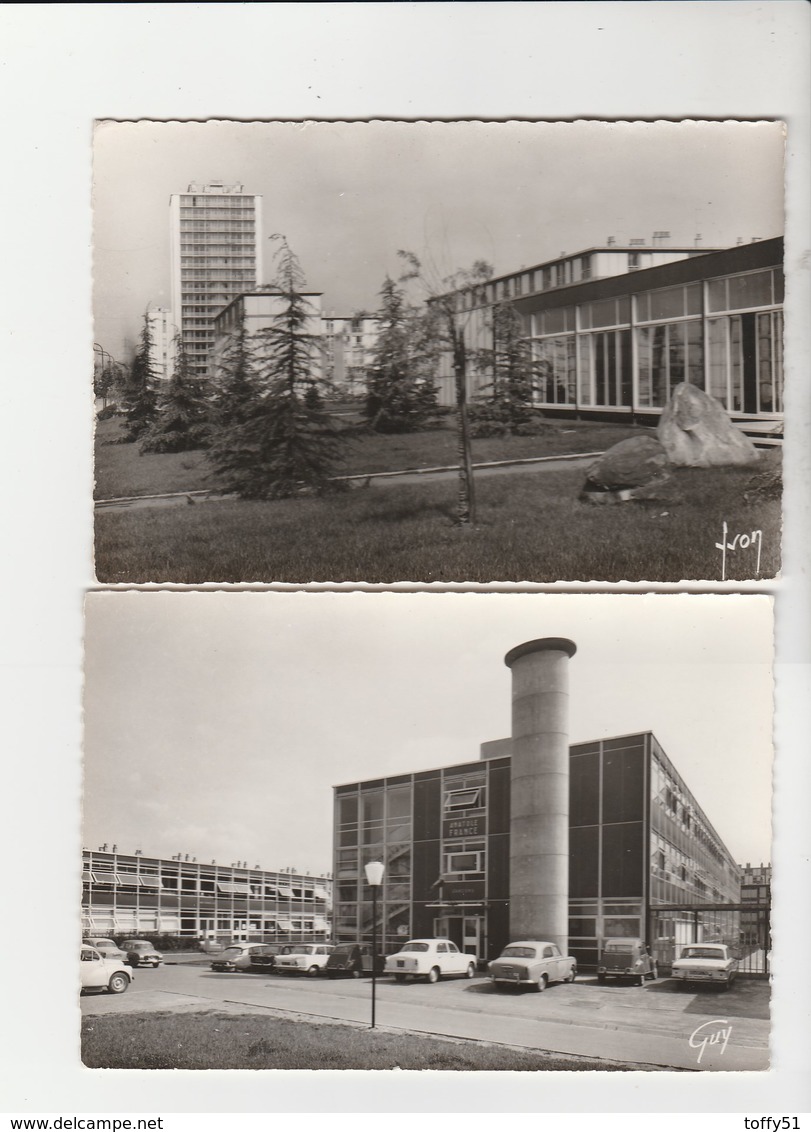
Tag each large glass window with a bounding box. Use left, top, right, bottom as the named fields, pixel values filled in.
left=637, top=320, right=703, bottom=407
left=707, top=311, right=782, bottom=414
left=534, top=336, right=576, bottom=404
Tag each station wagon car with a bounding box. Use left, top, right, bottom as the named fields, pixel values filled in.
left=671, top=944, right=739, bottom=989
left=384, top=938, right=477, bottom=983
left=488, top=941, right=577, bottom=992
left=80, top=945, right=133, bottom=995
left=120, top=939, right=163, bottom=968
left=596, top=938, right=658, bottom=985
left=274, top=943, right=333, bottom=975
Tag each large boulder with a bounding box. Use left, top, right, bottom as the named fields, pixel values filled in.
left=657, top=383, right=760, bottom=467
left=581, top=434, right=671, bottom=501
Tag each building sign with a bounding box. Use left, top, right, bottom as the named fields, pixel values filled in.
left=443, top=815, right=486, bottom=839
left=441, top=880, right=485, bottom=902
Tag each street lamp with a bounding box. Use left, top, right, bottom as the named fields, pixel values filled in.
left=364, top=859, right=385, bottom=1029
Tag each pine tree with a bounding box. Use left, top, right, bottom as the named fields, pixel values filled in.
left=364, top=276, right=439, bottom=433
left=120, top=315, right=159, bottom=442
left=470, top=302, right=544, bottom=435
left=211, top=322, right=260, bottom=428
left=207, top=236, right=345, bottom=500
left=140, top=337, right=212, bottom=453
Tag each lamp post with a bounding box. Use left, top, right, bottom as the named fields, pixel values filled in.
left=364, top=859, right=385, bottom=1029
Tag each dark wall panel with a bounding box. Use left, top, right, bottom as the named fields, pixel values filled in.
left=602, top=740, right=645, bottom=824
left=487, top=902, right=510, bottom=962
left=487, top=833, right=510, bottom=900
left=413, top=775, right=441, bottom=842
left=601, top=822, right=644, bottom=897
left=412, top=840, right=440, bottom=903
left=569, top=825, right=599, bottom=898
left=488, top=764, right=511, bottom=835
left=570, top=751, right=600, bottom=826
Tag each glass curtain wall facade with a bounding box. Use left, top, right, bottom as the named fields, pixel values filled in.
left=82, top=850, right=330, bottom=943
left=334, top=732, right=740, bottom=969
left=434, top=239, right=783, bottom=431
left=169, top=182, right=262, bottom=378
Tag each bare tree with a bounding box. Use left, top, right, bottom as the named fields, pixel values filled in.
left=398, top=252, right=492, bottom=526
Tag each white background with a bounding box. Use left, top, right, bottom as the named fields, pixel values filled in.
left=1, top=1, right=809, bottom=1117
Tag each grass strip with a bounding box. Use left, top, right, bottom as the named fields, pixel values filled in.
left=81, top=1009, right=638, bottom=1071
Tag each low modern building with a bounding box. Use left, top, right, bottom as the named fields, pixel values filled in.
left=82, top=847, right=332, bottom=944
left=210, top=289, right=324, bottom=381
left=430, top=236, right=783, bottom=442
left=333, top=639, right=741, bottom=971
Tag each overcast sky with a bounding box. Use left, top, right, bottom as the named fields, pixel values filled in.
left=93, top=119, right=785, bottom=361
left=84, top=591, right=773, bottom=874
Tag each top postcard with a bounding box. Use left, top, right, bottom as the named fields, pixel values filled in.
left=93, top=119, right=785, bottom=585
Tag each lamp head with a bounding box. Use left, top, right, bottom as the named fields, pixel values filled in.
left=364, top=860, right=385, bottom=887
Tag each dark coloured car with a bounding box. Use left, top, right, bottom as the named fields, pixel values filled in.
left=596, top=938, right=658, bottom=986
left=325, top=943, right=384, bottom=978
left=120, top=938, right=163, bottom=968
left=248, top=943, right=288, bottom=972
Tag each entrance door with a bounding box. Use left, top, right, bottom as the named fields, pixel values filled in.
left=434, top=915, right=483, bottom=961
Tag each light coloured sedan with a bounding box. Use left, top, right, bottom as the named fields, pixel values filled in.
left=274, top=943, right=333, bottom=976
left=672, top=944, right=739, bottom=989
left=488, top=941, right=577, bottom=992
left=80, top=945, right=133, bottom=995
left=385, top=938, right=477, bottom=984
left=82, top=937, right=127, bottom=962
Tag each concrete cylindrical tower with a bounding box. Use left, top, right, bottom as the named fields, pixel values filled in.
left=505, top=637, right=576, bottom=953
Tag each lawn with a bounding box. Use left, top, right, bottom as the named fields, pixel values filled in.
left=95, top=453, right=781, bottom=583
left=81, top=1009, right=634, bottom=1071
left=93, top=414, right=641, bottom=500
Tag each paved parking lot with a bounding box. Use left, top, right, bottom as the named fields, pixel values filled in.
left=81, top=957, right=770, bottom=1071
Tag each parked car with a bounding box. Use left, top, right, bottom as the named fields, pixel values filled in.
left=325, top=943, right=384, bottom=978
left=82, top=937, right=127, bottom=962
left=274, top=943, right=333, bottom=976
left=488, top=941, right=577, bottom=992
left=671, top=943, right=739, bottom=989
left=384, top=938, right=477, bottom=984
left=210, top=944, right=272, bottom=972
left=120, top=939, right=163, bottom=968
left=80, top=945, right=133, bottom=995
left=247, top=943, right=288, bottom=972
left=596, top=938, right=658, bottom=986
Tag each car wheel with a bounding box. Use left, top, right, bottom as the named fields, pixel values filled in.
left=307, top=965, right=319, bottom=977
left=427, top=966, right=440, bottom=984
left=597, top=973, right=606, bottom=984
left=465, top=963, right=475, bottom=979
left=152, top=962, right=160, bottom=969
left=107, top=972, right=129, bottom=994
left=635, top=974, right=644, bottom=986
left=394, top=974, right=406, bottom=983
left=564, top=966, right=577, bottom=983
left=536, top=973, right=548, bottom=992
left=351, top=967, right=362, bottom=979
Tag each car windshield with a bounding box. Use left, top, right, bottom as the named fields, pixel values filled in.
left=221, top=947, right=244, bottom=957
left=604, top=941, right=637, bottom=952
left=500, top=946, right=537, bottom=959
left=399, top=942, right=429, bottom=953
left=681, top=947, right=725, bottom=959
left=331, top=946, right=354, bottom=957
